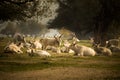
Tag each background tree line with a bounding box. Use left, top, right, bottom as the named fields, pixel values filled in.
left=0, top=0, right=120, bottom=46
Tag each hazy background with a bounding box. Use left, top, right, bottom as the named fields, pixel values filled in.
left=0, top=0, right=120, bottom=44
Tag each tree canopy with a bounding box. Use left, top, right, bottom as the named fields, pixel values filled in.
left=0, top=0, right=34, bottom=20
left=0, top=0, right=120, bottom=45
left=0, top=0, right=58, bottom=23
left=50, top=0, right=120, bottom=45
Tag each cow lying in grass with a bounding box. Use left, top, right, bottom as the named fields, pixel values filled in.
left=93, top=43, right=112, bottom=56
left=46, top=45, right=61, bottom=54
left=32, top=40, right=42, bottom=49
left=106, top=39, right=119, bottom=47
left=109, top=45, right=120, bottom=52
left=106, top=39, right=120, bottom=52
left=4, top=42, right=23, bottom=54
left=69, top=43, right=96, bottom=56
left=27, top=48, right=51, bottom=57
left=60, top=40, right=71, bottom=53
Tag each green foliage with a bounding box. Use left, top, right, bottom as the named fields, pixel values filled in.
left=107, top=20, right=120, bottom=38
left=0, top=0, right=30, bottom=20
left=51, top=0, right=101, bottom=30
left=0, top=0, right=58, bottom=21
left=50, top=0, right=120, bottom=44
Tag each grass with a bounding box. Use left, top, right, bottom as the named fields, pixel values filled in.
left=0, top=55, right=120, bottom=80
left=0, top=38, right=120, bottom=80
left=78, top=40, right=92, bottom=47
left=0, top=54, right=120, bottom=72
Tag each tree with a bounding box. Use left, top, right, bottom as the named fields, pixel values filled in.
left=31, top=0, right=59, bottom=24
left=0, top=0, right=59, bottom=34
left=93, top=0, right=120, bottom=45
left=0, top=0, right=59, bottom=24
left=50, top=0, right=120, bottom=46
left=0, top=0, right=34, bottom=20
left=50, top=0, right=100, bottom=33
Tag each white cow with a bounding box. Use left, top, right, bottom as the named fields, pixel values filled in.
left=46, top=45, right=61, bottom=54
left=63, top=40, right=71, bottom=47
left=27, top=48, right=51, bottom=57
left=61, top=40, right=71, bottom=53
left=4, top=42, right=23, bottom=54
left=32, top=40, right=42, bottom=49
left=69, top=43, right=96, bottom=56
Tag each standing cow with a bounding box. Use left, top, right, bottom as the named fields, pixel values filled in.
left=40, top=35, right=62, bottom=50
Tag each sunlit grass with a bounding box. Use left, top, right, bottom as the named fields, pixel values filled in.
left=79, top=40, right=92, bottom=47
left=0, top=53, right=120, bottom=72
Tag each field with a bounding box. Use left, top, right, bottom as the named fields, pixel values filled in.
left=0, top=38, right=120, bottom=80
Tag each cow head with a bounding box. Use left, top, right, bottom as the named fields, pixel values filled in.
left=54, top=34, right=63, bottom=46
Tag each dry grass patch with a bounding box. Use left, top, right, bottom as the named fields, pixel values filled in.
left=0, top=67, right=119, bottom=80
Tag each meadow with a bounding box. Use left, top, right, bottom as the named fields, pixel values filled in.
left=0, top=38, right=120, bottom=80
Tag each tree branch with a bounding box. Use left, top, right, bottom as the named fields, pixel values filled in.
left=1, top=0, right=34, bottom=5
left=57, top=0, right=72, bottom=9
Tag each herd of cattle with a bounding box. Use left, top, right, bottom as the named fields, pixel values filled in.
left=2, top=33, right=120, bottom=57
